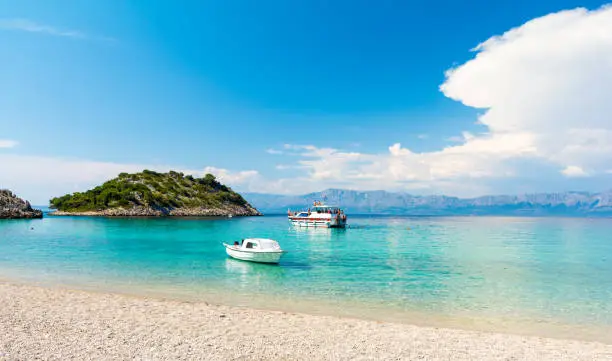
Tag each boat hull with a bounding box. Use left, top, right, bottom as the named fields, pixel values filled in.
left=223, top=244, right=285, bottom=264
left=289, top=217, right=347, bottom=228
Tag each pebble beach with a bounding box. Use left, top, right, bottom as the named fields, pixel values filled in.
left=1, top=281, right=611, bottom=360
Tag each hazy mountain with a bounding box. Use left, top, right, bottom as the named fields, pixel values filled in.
left=243, top=189, right=612, bottom=216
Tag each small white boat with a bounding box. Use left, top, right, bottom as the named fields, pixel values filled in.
left=223, top=238, right=286, bottom=264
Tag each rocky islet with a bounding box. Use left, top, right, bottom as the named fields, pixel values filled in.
left=0, top=190, right=43, bottom=219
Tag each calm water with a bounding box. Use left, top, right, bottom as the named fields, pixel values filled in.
left=1, top=215, right=612, bottom=338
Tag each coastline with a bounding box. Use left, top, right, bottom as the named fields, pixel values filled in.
left=2, top=268, right=612, bottom=345
left=1, top=281, right=611, bottom=360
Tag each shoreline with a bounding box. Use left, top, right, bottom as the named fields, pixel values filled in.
left=48, top=210, right=262, bottom=217
left=2, top=270, right=612, bottom=345
left=48, top=212, right=261, bottom=218
left=1, top=280, right=612, bottom=360
left=47, top=199, right=262, bottom=217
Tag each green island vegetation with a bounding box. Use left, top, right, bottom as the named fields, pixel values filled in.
left=50, top=170, right=250, bottom=212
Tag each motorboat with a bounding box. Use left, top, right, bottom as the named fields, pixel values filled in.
left=288, top=201, right=347, bottom=228
left=223, top=238, right=286, bottom=264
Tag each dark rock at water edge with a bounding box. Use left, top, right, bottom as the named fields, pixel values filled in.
left=50, top=205, right=261, bottom=217
left=0, top=190, right=43, bottom=219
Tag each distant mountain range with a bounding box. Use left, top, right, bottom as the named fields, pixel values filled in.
left=243, top=189, right=612, bottom=216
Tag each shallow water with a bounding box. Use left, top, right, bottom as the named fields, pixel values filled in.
left=1, top=215, right=611, bottom=339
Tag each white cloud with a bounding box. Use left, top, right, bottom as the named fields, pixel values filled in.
left=0, top=18, right=86, bottom=38
left=561, top=165, right=588, bottom=177
left=202, top=166, right=259, bottom=184
left=440, top=6, right=612, bottom=175
left=445, top=131, right=475, bottom=143
left=266, top=148, right=283, bottom=155
left=0, top=139, right=18, bottom=148
left=273, top=143, right=516, bottom=196
left=417, top=134, right=428, bottom=140
left=267, top=6, right=612, bottom=196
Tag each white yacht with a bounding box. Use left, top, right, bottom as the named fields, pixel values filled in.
left=288, top=202, right=347, bottom=228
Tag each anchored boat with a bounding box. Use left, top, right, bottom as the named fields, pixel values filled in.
left=288, top=201, right=347, bottom=228
left=223, top=238, right=287, bottom=264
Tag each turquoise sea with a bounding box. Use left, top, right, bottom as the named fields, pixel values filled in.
left=1, top=214, right=612, bottom=341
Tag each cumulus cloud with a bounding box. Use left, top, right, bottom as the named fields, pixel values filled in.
left=0, top=139, right=18, bottom=148
left=440, top=6, right=612, bottom=175
left=274, top=144, right=503, bottom=196
left=267, top=7, right=612, bottom=195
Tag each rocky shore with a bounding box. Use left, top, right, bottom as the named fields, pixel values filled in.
left=0, top=190, right=42, bottom=219
left=50, top=204, right=261, bottom=217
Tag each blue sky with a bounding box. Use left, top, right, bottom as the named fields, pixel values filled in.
left=1, top=0, right=612, bottom=203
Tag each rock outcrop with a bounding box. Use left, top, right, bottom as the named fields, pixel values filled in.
left=0, top=190, right=43, bottom=219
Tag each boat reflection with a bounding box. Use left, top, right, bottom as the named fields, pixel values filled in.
left=291, top=225, right=347, bottom=243
left=224, top=258, right=286, bottom=277
left=290, top=226, right=332, bottom=235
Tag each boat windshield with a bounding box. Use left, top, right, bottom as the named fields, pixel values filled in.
left=257, top=239, right=281, bottom=250
left=313, top=207, right=340, bottom=213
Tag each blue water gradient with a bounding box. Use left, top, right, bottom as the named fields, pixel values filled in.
left=1, top=215, right=611, bottom=335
